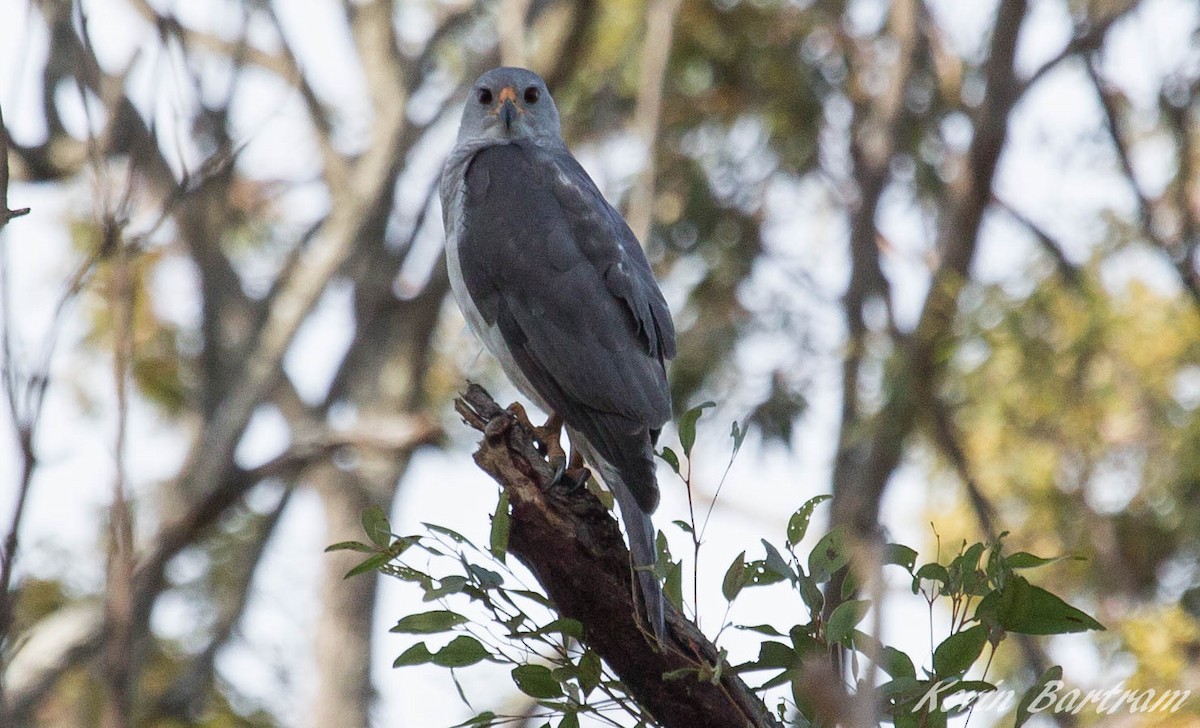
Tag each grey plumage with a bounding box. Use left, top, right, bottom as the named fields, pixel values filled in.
left=441, top=68, right=675, bottom=639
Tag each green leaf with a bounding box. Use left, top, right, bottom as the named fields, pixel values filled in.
left=424, top=523, right=471, bottom=545
left=883, top=543, right=918, bottom=572
left=790, top=625, right=822, bottom=660
left=393, top=642, right=433, bottom=667
left=671, top=519, right=694, bottom=533
left=736, top=623, right=785, bottom=636
left=390, top=610, right=470, bottom=634
left=511, top=664, right=563, bottom=699
left=325, top=541, right=375, bottom=553
left=578, top=650, right=601, bottom=697
left=840, top=568, right=859, bottom=601
left=975, top=575, right=1104, bottom=635
left=731, top=419, right=749, bottom=455
left=344, top=551, right=390, bottom=579
left=1015, top=665, right=1062, bottom=727
left=807, top=525, right=849, bottom=583
left=489, top=491, right=511, bottom=562
left=786, top=495, right=831, bottom=547
left=932, top=624, right=987, bottom=677
left=424, top=575, right=469, bottom=601
left=722, top=551, right=747, bottom=602
left=530, top=618, right=583, bottom=640
left=558, top=712, right=580, bottom=728
left=664, top=558, right=683, bottom=609
left=432, top=635, right=490, bottom=667
left=468, top=564, right=504, bottom=590
left=655, top=530, right=673, bottom=570
left=1005, top=551, right=1080, bottom=570
left=362, top=506, right=391, bottom=547
left=658, top=446, right=680, bottom=474
left=679, top=401, right=715, bottom=456
left=798, top=568, right=823, bottom=613
left=509, top=589, right=553, bottom=607
left=761, top=539, right=796, bottom=583
left=914, top=562, right=950, bottom=594
left=741, top=640, right=797, bottom=672
left=450, top=711, right=498, bottom=727
left=385, top=564, right=432, bottom=585
left=825, top=599, right=870, bottom=645
left=879, top=645, right=916, bottom=679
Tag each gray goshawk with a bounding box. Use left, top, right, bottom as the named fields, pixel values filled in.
left=441, top=67, right=676, bottom=639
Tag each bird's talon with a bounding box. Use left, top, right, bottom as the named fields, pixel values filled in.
left=551, top=466, right=591, bottom=493
left=549, top=461, right=567, bottom=488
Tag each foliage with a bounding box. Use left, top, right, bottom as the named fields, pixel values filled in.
left=329, top=510, right=657, bottom=727
left=334, top=409, right=1104, bottom=727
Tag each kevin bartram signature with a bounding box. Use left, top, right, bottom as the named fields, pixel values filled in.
left=914, top=678, right=1191, bottom=716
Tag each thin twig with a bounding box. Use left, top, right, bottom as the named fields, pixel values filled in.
left=0, top=104, right=31, bottom=226
left=992, top=194, right=1084, bottom=290
left=1018, top=1, right=1141, bottom=95
left=1086, top=55, right=1200, bottom=306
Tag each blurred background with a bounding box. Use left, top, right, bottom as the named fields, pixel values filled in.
left=0, top=0, right=1198, bottom=725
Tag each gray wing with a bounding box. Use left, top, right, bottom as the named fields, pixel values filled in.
left=458, top=141, right=675, bottom=509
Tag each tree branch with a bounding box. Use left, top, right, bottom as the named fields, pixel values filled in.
left=0, top=104, right=31, bottom=226
left=834, top=0, right=1032, bottom=535
left=1018, top=1, right=1140, bottom=95
left=454, top=384, right=781, bottom=728
left=992, top=194, right=1084, bottom=289
left=1086, top=56, right=1200, bottom=307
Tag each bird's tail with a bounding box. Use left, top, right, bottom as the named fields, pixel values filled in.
left=566, top=424, right=665, bottom=641
left=609, top=471, right=665, bottom=641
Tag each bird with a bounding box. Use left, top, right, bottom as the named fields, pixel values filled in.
left=441, top=67, right=676, bottom=640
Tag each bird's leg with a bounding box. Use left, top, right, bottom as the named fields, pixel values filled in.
left=506, top=405, right=571, bottom=484
left=561, top=447, right=590, bottom=492
left=526, top=411, right=590, bottom=492
left=534, top=412, right=567, bottom=468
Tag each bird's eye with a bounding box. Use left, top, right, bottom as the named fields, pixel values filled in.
left=477, top=88, right=493, bottom=105
left=524, top=86, right=540, bottom=104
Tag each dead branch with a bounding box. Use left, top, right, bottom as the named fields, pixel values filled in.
left=454, top=384, right=781, bottom=728
left=0, top=104, right=31, bottom=226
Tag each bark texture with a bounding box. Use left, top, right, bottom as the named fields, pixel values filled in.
left=455, top=384, right=781, bottom=728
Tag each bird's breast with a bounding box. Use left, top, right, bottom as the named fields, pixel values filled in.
left=444, top=181, right=550, bottom=412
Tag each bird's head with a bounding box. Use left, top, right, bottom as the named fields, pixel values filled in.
left=455, top=67, right=561, bottom=144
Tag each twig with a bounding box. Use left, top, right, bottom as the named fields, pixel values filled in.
left=0, top=92, right=36, bottom=726
left=0, top=104, right=31, bottom=226
left=1018, top=1, right=1141, bottom=95
left=992, top=194, right=1084, bottom=289
left=927, top=399, right=997, bottom=540
left=1086, top=56, right=1200, bottom=306
left=148, top=488, right=294, bottom=722
left=102, top=215, right=137, bottom=728
left=238, top=416, right=442, bottom=485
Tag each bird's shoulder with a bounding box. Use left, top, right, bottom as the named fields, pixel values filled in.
left=459, top=140, right=676, bottom=363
